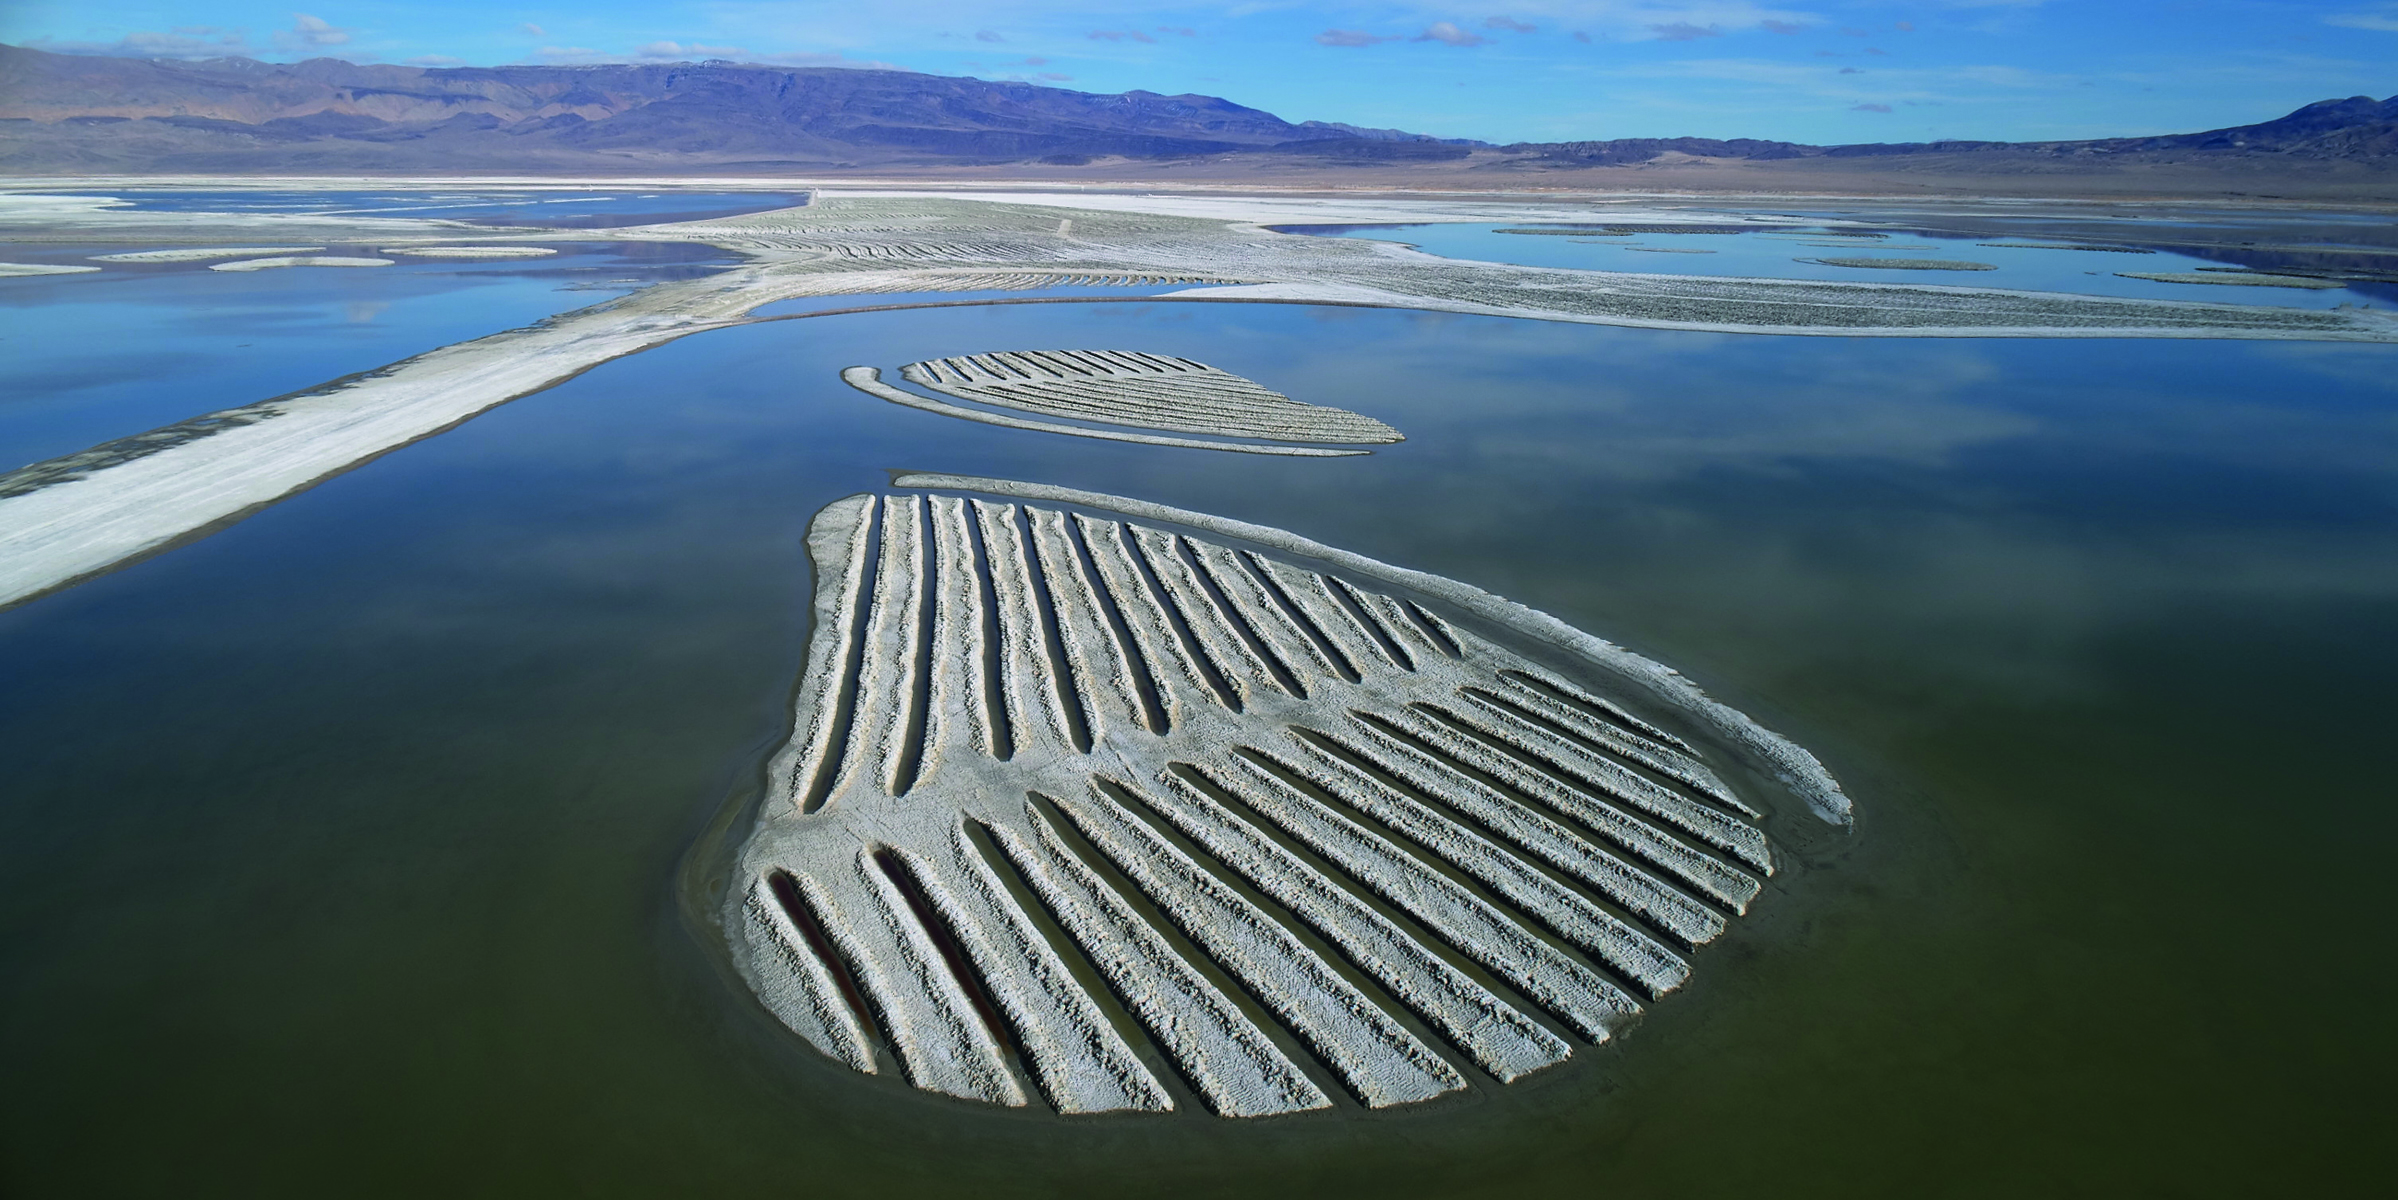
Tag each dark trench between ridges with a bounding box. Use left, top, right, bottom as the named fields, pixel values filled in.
left=766, top=869, right=895, bottom=1058
left=1064, top=514, right=1170, bottom=735
left=1397, top=598, right=1463, bottom=659
left=1237, top=550, right=1362, bottom=684
left=1023, top=789, right=1366, bottom=1113
left=1174, top=536, right=1309, bottom=700
left=1010, top=504, right=1095, bottom=755
left=891, top=497, right=939, bottom=796
left=1338, top=708, right=1716, bottom=955
left=1090, top=774, right=1488, bottom=1101
left=802, top=500, right=883, bottom=814
left=960, top=502, right=1018, bottom=762
left=1227, top=743, right=1641, bottom=1037
left=1454, top=683, right=1725, bottom=809
left=1324, top=575, right=1415, bottom=671
left=1402, top=700, right=1759, bottom=899
left=1285, top=724, right=1681, bottom=996
left=1148, top=762, right=1561, bottom=1085
left=960, top=814, right=1207, bottom=1114
left=869, top=846, right=1042, bottom=1102
left=1496, top=668, right=1690, bottom=751
left=1117, top=524, right=1245, bottom=712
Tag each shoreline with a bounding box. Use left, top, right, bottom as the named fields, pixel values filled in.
left=4, top=186, right=2395, bottom=611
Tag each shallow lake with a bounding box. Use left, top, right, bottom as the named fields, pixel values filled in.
left=0, top=241, right=732, bottom=470
left=1289, top=219, right=2397, bottom=310
left=1, top=297, right=2390, bottom=1195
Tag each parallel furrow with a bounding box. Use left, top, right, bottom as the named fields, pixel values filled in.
left=926, top=496, right=989, bottom=763
left=824, top=854, right=1025, bottom=1104
left=1442, top=696, right=1771, bottom=872
left=856, top=495, right=928, bottom=795
left=1214, top=753, right=1640, bottom=1043
left=1057, top=782, right=1466, bottom=1108
left=972, top=500, right=1071, bottom=755
left=774, top=494, right=875, bottom=809
left=1390, top=705, right=1762, bottom=912
left=1128, top=525, right=1285, bottom=703
left=988, top=806, right=1331, bottom=1117
left=1149, top=766, right=1572, bottom=1080
left=1249, top=556, right=1405, bottom=675
left=1074, top=515, right=1230, bottom=718
left=1186, top=540, right=1345, bottom=688
left=1026, top=507, right=1148, bottom=737
left=1344, top=712, right=1730, bottom=946
left=1280, top=731, right=1691, bottom=997
left=1485, top=676, right=1754, bottom=815
left=905, top=829, right=1173, bottom=1113
left=1498, top=669, right=1702, bottom=756
left=741, top=876, right=878, bottom=1072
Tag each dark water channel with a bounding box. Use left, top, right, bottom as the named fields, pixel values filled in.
left=1, top=300, right=2391, bottom=1195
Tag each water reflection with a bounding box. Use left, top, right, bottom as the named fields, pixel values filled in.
left=0, top=299, right=2389, bottom=1195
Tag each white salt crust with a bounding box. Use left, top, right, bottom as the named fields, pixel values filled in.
left=725, top=480, right=1847, bottom=1118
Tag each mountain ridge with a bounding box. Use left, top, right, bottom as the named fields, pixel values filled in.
left=2, top=43, right=2391, bottom=179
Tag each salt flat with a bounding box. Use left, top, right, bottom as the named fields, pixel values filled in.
left=3, top=183, right=2394, bottom=611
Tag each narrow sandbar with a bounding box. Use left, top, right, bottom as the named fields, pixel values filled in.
left=1802, top=257, right=1998, bottom=271
left=210, top=256, right=395, bottom=272
left=383, top=246, right=559, bottom=259
left=2116, top=271, right=2344, bottom=289
left=90, top=247, right=326, bottom=262
left=0, top=262, right=102, bottom=276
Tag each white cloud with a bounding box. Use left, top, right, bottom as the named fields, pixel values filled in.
left=1418, top=21, right=1489, bottom=46
left=278, top=14, right=352, bottom=50
left=521, top=23, right=545, bottom=38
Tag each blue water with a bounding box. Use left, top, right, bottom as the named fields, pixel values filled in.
left=1286, top=222, right=2391, bottom=310
left=0, top=242, right=732, bottom=470
left=2, top=296, right=2389, bottom=1194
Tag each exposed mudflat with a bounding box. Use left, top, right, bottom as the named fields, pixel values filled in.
left=89, top=246, right=326, bottom=262
left=2118, top=270, right=2346, bottom=289
left=383, top=246, right=559, bottom=258
left=1805, top=257, right=1999, bottom=271
left=0, top=261, right=100, bottom=275
left=209, top=256, right=394, bottom=272
left=5, top=183, right=2396, bottom=614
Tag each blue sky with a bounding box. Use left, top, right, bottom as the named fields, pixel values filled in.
left=7, top=2, right=2395, bottom=144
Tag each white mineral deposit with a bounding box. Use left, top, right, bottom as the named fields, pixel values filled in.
left=88, top=247, right=326, bottom=262
left=890, top=349, right=1400, bottom=445
left=5, top=188, right=2393, bottom=613
left=381, top=246, right=559, bottom=258
left=1801, top=257, right=2000, bottom=271
left=2117, top=271, right=2346, bottom=289
left=208, top=256, right=395, bottom=271
left=724, top=478, right=1850, bottom=1117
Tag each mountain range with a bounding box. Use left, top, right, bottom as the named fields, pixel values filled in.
left=1, top=42, right=2392, bottom=183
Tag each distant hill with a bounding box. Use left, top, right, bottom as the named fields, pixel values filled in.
left=1502, top=94, right=2398, bottom=167
left=0, top=43, right=2389, bottom=180
left=0, top=44, right=1463, bottom=170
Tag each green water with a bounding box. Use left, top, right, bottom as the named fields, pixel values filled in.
left=2, top=300, right=2390, bottom=1195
